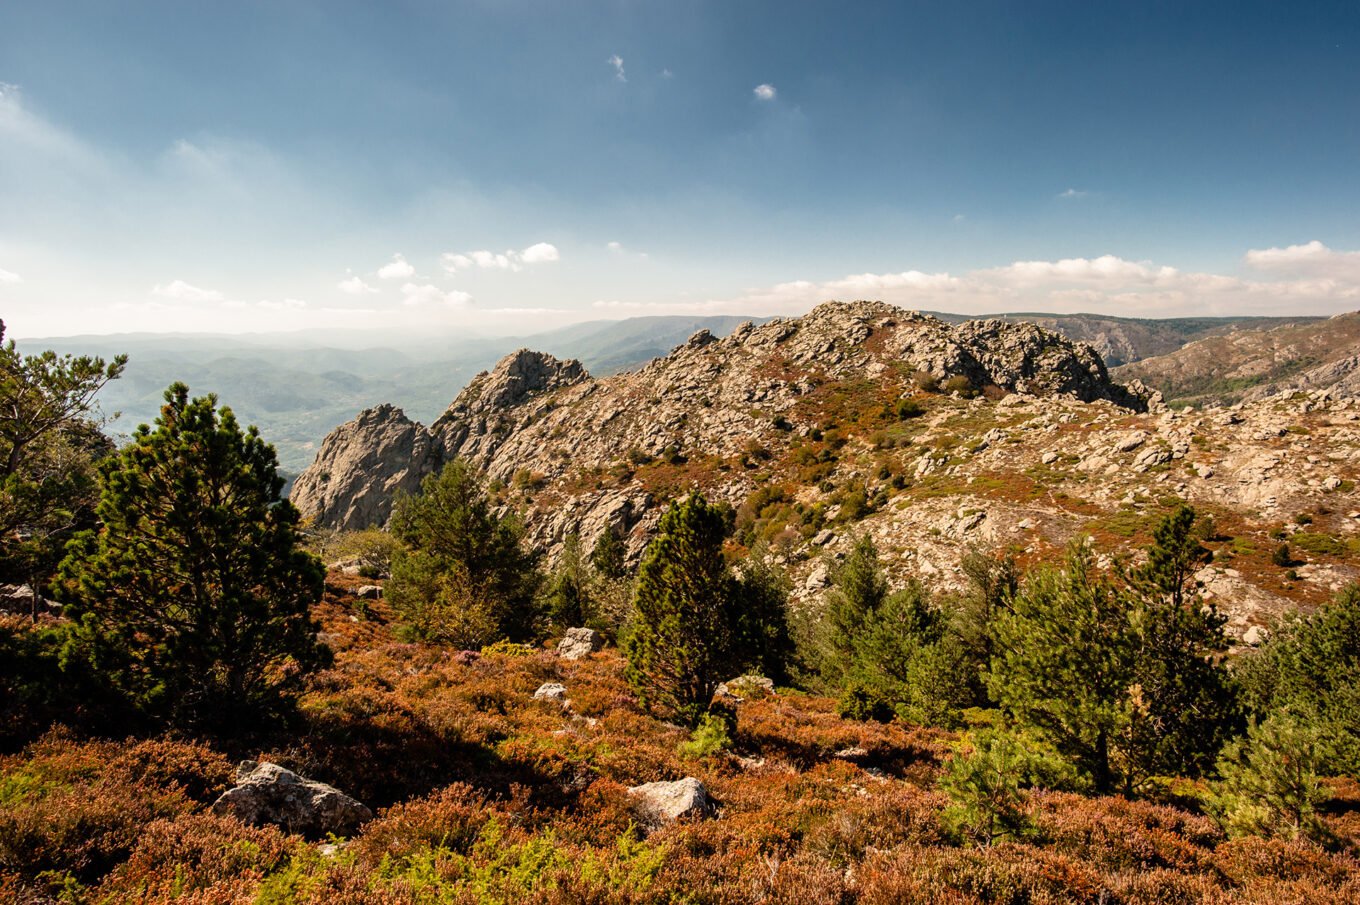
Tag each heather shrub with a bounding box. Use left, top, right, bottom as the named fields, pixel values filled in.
left=0, top=733, right=216, bottom=884
left=97, top=813, right=300, bottom=902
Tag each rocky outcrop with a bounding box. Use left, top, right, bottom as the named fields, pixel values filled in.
left=294, top=301, right=1151, bottom=536
left=626, top=777, right=715, bottom=829
left=289, top=404, right=443, bottom=529
left=557, top=627, right=604, bottom=660
left=210, top=761, right=371, bottom=838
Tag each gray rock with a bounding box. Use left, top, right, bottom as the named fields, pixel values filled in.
left=533, top=682, right=568, bottom=703
left=626, top=777, right=715, bottom=829
left=716, top=674, right=775, bottom=699
left=355, top=585, right=382, bottom=600
left=557, top=627, right=604, bottom=660
left=211, top=761, right=371, bottom=838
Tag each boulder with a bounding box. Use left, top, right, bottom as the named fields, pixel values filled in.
left=211, top=761, right=371, bottom=838
left=627, top=777, right=715, bottom=829
left=715, top=675, right=775, bottom=700
left=557, top=627, right=604, bottom=660
left=533, top=682, right=568, bottom=704
left=355, top=585, right=382, bottom=600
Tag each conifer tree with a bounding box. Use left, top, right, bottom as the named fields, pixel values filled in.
left=730, top=548, right=794, bottom=685
left=989, top=542, right=1136, bottom=793
left=388, top=458, right=543, bottom=646
left=1237, top=583, right=1360, bottom=776
left=827, top=535, right=971, bottom=725
left=827, top=535, right=890, bottom=668
left=623, top=493, right=736, bottom=725
left=1124, top=504, right=1238, bottom=782
left=58, top=383, right=328, bottom=732
left=590, top=526, right=628, bottom=579
left=546, top=532, right=591, bottom=628
left=0, top=320, right=125, bottom=592
left=1212, top=712, right=1331, bottom=842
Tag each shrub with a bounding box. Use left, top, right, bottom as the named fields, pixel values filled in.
left=678, top=711, right=734, bottom=760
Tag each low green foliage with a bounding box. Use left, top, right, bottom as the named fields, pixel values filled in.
left=1211, top=713, right=1331, bottom=843
left=678, top=711, right=734, bottom=760
left=940, top=729, right=1078, bottom=846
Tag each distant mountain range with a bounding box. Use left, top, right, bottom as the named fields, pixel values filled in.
left=17, top=310, right=1324, bottom=472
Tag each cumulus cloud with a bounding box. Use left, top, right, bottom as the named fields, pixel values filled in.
left=1058, top=188, right=1088, bottom=199
left=257, top=298, right=308, bottom=310
left=377, top=253, right=415, bottom=280
left=337, top=274, right=377, bottom=295
left=401, top=282, right=473, bottom=308
left=1244, top=240, right=1360, bottom=280
left=520, top=242, right=560, bottom=264
left=607, top=54, right=626, bottom=82
left=152, top=280, right=224, bottom=303
left=615, top=243, right=1360, bottom=321
left=0, top=268, right=21, bottom=283
left=440, top=242, right=561, bottom=273
left=606, top=241, right=623, bottom=252
left=753, top=83, right=777, bottom=101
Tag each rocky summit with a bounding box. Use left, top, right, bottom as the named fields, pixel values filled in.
left=293, top=300, right=1360, bottom=633
left=293, top=300, right=1150, bottom=530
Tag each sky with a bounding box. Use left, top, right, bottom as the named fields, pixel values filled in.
left=1, top=0, right=1359, bottom=338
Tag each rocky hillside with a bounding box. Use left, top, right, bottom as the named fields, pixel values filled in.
left=1114, top=311, right=1360, bottom=405
left=294, top=300, right=1148, bottom=528
left=294, top=300, right=1360, bottom=635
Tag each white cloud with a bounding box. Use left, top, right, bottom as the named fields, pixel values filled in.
left=440, top=242, right=561, bottom=272
left=0, top=268, right=21, bottom=284
left=608, top=54, right=626, bottom=82
left=629, top=245, right=1360, bottom=321
left=753, top=83, right=777, bottom=101
left=661, top=68, right=674, bottom=79
left=401, top=282, right=473, bottom=308
left=982, top=255, right=1178, bottom=286
left=519, top=242, right=560, bottom=264
left=471, top=250, right=512, bottom=270
left=337, top=274, right=377, bottom=295
left=152, top=279, right=224, bottom=303
left=377, top=253, right=415, bottom=280
left=257, top=298, right=308, bottom=310
left=606, top=241, right=623, bottom=252
left=1244, top=240, right=1360, bottom=280
left=1058, top=188, right=1088, bottom=199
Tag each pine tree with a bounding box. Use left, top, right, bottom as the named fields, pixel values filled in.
left=827, top=535, right=890, bottom=670
left=546, top=532, right=591, bottom=629
left=1236, top=583, right=1360, bottom=776
left=730, top=548, right=794, bottom=685
left=590, top=526, right=628, bottom=579
left=0, top=320, right=125, bottom=594
left=623, top=493, right=736, bottom=725
left=989, top=542, right=1136, bottom=793
left=387, top=459, right=544, bottom=646
left=1124, top=505, right=1238, bottom=784
left=57, top=383, right=328, bottom=732
left=1212, top=712, right=1331, bottom=842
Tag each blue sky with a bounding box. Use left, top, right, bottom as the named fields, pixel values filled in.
left=1, top=0, right=1358, bottom=336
